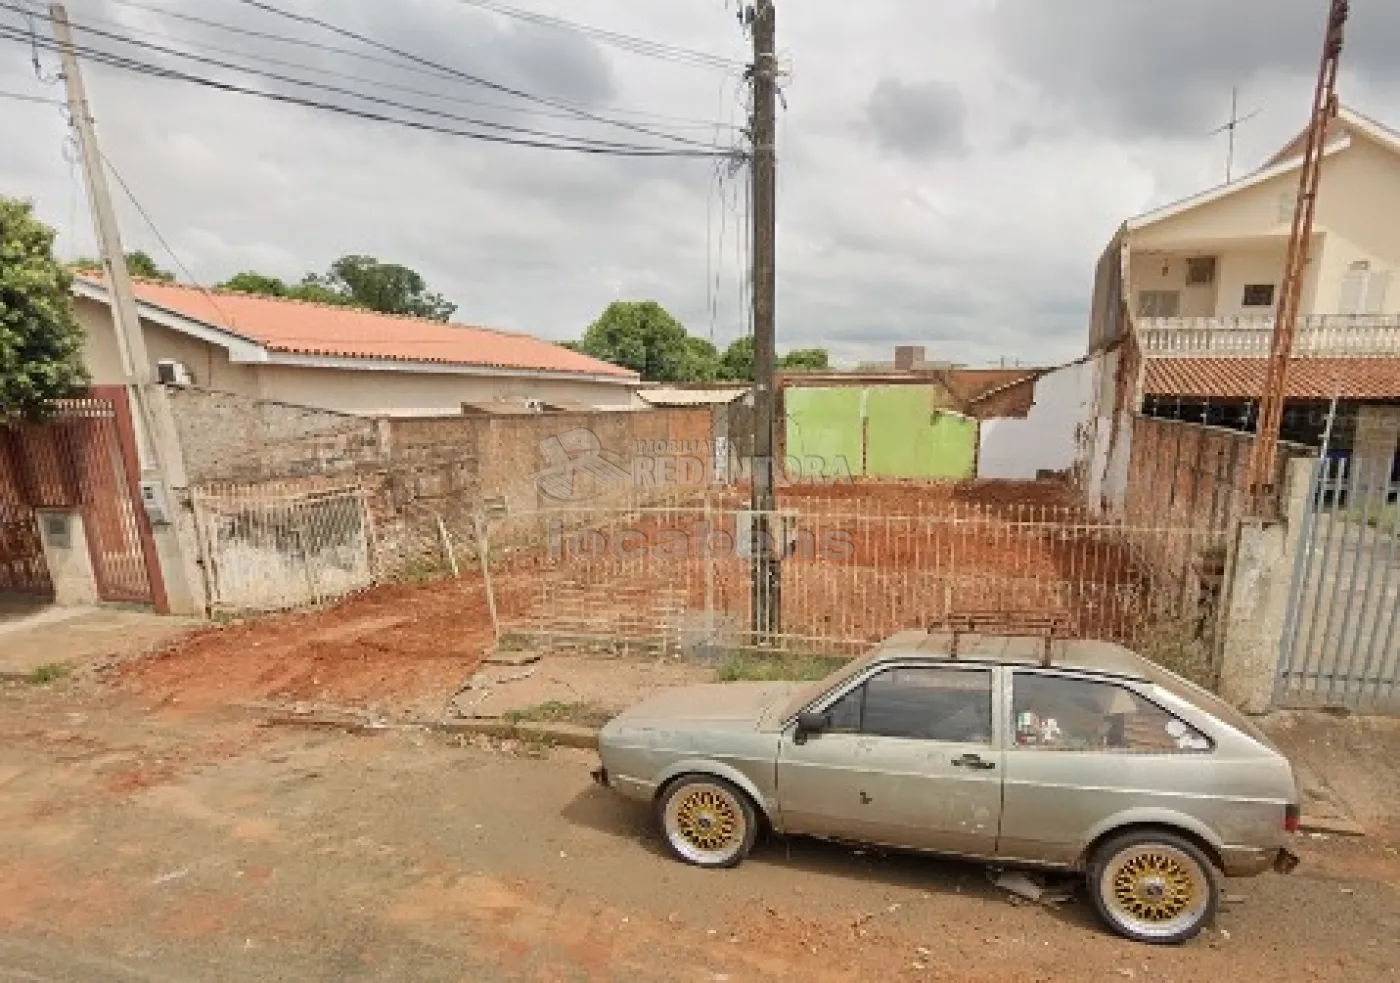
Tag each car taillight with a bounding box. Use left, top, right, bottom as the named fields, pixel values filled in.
left=1285, top=803, right=1301, bottom=833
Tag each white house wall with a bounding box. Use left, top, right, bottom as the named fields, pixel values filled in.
left=978, top=361, right=1095, bottom=480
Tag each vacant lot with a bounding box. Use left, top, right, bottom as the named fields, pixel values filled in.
left=1, top=677, right=1398, bottom=982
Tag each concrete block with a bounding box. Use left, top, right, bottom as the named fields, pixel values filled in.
left=34, top=509, right=98, bottom=606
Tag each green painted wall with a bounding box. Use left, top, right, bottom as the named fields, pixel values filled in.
left=784, top=387, right=864, bottom=477
left=864, top=386, right=977, bottom=479
left=785, top=384, right=978, bottom=481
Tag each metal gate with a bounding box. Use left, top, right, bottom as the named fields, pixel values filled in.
left=1277, top=457, right=1400, bottom=713
left=0, top=389, right=158, bottom=604
left=191, top=480, right=374, bottom=614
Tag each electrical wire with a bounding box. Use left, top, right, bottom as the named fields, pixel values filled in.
left=98, top=147, right=242, bottom=335
left=56, top=6, right=739, bottom=134
left=9, top=8, right=708, bottom=154
left=447, top=0, right=742, bottom=70
left=0, top=22, right=739, bottom=158
left=224, top=0, right=721, bottom=149
left=99, top=0, right=735, bottom=130
left=0, top=85, right=60, bottom=104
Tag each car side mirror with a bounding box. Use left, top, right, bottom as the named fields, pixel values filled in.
left=794, top=711, right=830, bottom=744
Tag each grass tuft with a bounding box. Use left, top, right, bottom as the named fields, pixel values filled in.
left=502, top=700, right=614, bottom=729
left=714, top=652, right=847, bottom=683
left=26, top=663, right=71, bottom=685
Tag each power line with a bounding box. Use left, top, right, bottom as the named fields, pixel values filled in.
left=0, top=23, right=736, bottom=158
left=0, top=85, right=60, bottom=104
left=58, top=5, right=737, bottom=134
left=98, top=146, right=241, bottom=334
left=99, top=0, right=734, bottom=130
left=447, top=0, right=742, bottom=70
left=5, top=7, right=713, bottom=154
left=224, top=0, right=719, bottom=149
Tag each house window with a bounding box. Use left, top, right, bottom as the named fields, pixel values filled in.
left=1137, top=290, right=1181, bottom=318
left=1339, top=261, right=1393, bottom=316
left=1185, top=257, right=1217, bottom=286
left=1242, top=284, right=1276, bottom=308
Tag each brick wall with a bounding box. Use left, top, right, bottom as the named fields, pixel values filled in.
left=165, top=387, right=716, bottom=577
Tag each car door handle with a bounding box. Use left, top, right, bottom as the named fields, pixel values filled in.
left=952, top=753, right=996, bottom=770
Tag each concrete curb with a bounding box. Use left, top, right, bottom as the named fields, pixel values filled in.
left=252, top=704, right=600, bottom=751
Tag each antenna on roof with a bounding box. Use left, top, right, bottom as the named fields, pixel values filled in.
left=1207, top=86, right=1264, bottom=183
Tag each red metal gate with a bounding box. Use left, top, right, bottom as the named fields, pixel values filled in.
left=0, top=388, right=162, bottom=606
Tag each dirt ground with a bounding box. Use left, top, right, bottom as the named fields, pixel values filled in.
left=114, top=569, right=541, bottom=719
left=2, top=676, right=1398, bottom=983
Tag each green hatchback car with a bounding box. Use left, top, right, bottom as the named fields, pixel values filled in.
left=594, top=630, right=1301, bottom=944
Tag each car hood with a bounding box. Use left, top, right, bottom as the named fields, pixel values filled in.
left=610, top=682, right=802, bottom=731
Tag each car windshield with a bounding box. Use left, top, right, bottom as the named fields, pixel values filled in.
left=777, top=652, right=880, bottom=720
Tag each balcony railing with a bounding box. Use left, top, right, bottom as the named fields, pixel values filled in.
left=1137, top=315, right=1400, bottom=358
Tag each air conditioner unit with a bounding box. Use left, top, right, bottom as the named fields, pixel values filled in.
left=155, top=359, right=193, bottom=386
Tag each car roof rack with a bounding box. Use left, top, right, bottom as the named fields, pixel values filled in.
left=927, top=610, right=1074, bottom=668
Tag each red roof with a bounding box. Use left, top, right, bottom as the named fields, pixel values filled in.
left=85, top=277, right=636, bottom=380
left=1144, top=357, right=1400, bottom=400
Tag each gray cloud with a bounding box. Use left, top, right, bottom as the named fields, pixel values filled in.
left=866, top=77, right=967, bottom=159
left=991, top=0, right=1400, bottom=140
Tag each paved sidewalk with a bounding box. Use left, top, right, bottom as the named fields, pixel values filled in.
left=0, top=595, right=199, bottom=677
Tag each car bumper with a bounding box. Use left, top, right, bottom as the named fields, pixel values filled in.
left=590, top=766, right=653, bottom=802
left=1221, top=844, right=1301, bottom=877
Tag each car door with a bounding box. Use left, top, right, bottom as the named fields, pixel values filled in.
left=775, top=663, right=1003, bottom=858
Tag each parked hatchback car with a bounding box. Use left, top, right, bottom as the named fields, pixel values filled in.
left=594, top=629, right=1300, bottom=944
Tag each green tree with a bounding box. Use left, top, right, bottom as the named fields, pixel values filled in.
left=1, top=198, right=88, bottom=422
left=309, top=254, right=456, bottom=321
left=721, top=335, right=754, bottom=381
left=580, top=300, right=700, bottom=381
left=781, top=347, right=830, bottom=372
left=72, top=250, right=174, bottom=282
left=220, top=271, right=289, bottom=297
left=681, top=335, right=723, bottom=382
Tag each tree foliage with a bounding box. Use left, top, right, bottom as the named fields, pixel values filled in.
left=721, top=335, right=754, bottom=381
left=579, top=301, right=696, bottom=381
left=1, top=198, right=88, bottom=422
left=219, top=255, right=456, bottom=321
left=781, top=347, right=830, bottom=372
left=73, top=249, right=174, bottom=281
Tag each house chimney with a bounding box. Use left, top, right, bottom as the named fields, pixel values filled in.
left=894, top=345, right=925, bottom=371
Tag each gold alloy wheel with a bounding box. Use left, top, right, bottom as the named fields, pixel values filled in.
left=662, top=780, right=749, bottom=865
left=674, top=788, right=739, bottom=852
left=1102, top=844, right=1209, bottom=938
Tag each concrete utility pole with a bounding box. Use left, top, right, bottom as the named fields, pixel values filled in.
left=51, top=2, right=195, bottom=615
left=749, top=0, right=779, bottom=640
left=1246, top=0, right=1349, bottom=516
left=50, top=3, right=151, bottom=387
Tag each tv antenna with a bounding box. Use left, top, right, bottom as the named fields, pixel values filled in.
left=1208, top=86, right=1263, bottom=182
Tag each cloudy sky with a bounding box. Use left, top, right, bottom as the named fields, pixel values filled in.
left=3, top=1, right=1399, bottom=368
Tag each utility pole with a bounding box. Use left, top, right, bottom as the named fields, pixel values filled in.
left=50, top=3, right=150, bottom=388
left=1246, top=0, right=1348, bottom=516
left=749, top=0, right=779, bottom=640
left=52, top=2, right=190, bottom=615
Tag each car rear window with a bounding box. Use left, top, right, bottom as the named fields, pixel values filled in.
left=1012, top=673, right=1212, bottom=753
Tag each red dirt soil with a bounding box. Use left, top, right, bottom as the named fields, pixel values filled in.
left=117, top=567, right=541, bottom=714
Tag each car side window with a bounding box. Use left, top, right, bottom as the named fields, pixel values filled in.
left=1012, top=674, right=1211, bottom=753
left=822, top=667, right=993, bottom=743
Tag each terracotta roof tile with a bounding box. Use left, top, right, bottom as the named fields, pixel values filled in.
left=1144, top=357, right=1400, bottom=400
left=88, top=278, right=636, bottom=380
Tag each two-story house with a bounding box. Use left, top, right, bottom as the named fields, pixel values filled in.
left=1087, top=104, right=1400, bottom=480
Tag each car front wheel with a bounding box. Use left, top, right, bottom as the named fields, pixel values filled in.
left=658, top=775, right=757, bottom=869
left=1088, top=830, right=1219, bottom=944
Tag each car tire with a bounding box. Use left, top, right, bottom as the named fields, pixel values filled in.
left=657, top=775, right=758, bottom=869
left=1088, top=829, right=1220, bottom=944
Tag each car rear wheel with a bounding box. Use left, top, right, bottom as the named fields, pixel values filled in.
left=1088, top=830, right=1219, bottom=944
left=658, top=776, right=757, bottom=869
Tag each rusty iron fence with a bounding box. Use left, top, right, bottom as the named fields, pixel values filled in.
left=0, top=390, right=156, bottom=603
left=190, top=479, right=375, bottom=614
left=491, top=489, right=1222, bottom=679
left=1277, top=457, right=1400, bottom=713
